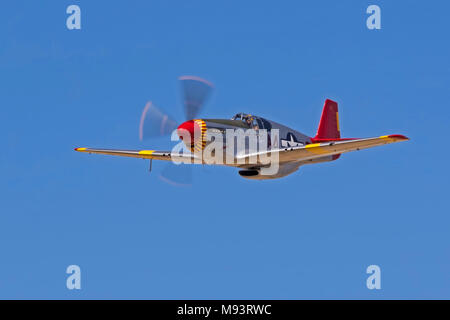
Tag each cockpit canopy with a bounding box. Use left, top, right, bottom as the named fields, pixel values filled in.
left=231, top=113, right=270, bottom=129
left=231, top=113, right=250, bottom=121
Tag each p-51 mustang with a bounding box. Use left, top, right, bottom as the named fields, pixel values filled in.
left=74, top=76, right=409, bottom=180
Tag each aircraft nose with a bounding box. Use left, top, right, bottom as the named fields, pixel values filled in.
left=177, top=120, right=200, bottom=142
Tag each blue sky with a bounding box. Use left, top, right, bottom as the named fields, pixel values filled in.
left=0, top=0, right=449, bottom=299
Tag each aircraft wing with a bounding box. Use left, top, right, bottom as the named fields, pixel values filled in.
left=238, top=134, right=409, bottom=164
left=74, top=147, right=197, bottom=162
left=75, top=134, right=408, bottom=166
left=278, top=134, right=409, bottom=163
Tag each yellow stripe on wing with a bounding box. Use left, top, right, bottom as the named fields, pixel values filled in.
left=138, top=150, right=155, bottom=155
left=305, top=143, right=330, bottom=155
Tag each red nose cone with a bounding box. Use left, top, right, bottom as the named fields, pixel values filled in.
left=177, top=120, right=200, bottom=143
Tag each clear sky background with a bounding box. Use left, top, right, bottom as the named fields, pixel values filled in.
left=0, top=0, right=449, bottom=299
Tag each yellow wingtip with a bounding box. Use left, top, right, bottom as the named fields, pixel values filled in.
left=379, top=134, right=410, bottom=141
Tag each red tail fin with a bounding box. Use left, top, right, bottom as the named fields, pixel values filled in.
left=314, top=99, right=340, bottom=140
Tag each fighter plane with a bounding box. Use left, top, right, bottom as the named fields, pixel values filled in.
left=74, top=76, right=409, bottom=180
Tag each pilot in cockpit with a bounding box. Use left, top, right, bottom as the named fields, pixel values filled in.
left=232, top=113, right=259, bottom=130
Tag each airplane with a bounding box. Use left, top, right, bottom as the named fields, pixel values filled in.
left=74, top=76, right=409, bottom=180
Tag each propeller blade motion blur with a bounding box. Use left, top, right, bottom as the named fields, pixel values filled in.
left=139, top=101, right=178, bottom=140
left=159, top=162, right=193, bottom=187
left=136, top=76, right=214, bottom=186
left=179, top=76, right=214, bottom=120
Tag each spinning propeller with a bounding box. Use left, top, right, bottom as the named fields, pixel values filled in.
left=138, top=76, right=214, bottom=186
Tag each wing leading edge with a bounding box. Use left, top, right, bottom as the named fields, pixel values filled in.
left=74, top=147, right=194, bottom=162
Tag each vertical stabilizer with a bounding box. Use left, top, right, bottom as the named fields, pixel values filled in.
left=315, top=99, right=340, bottom=140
